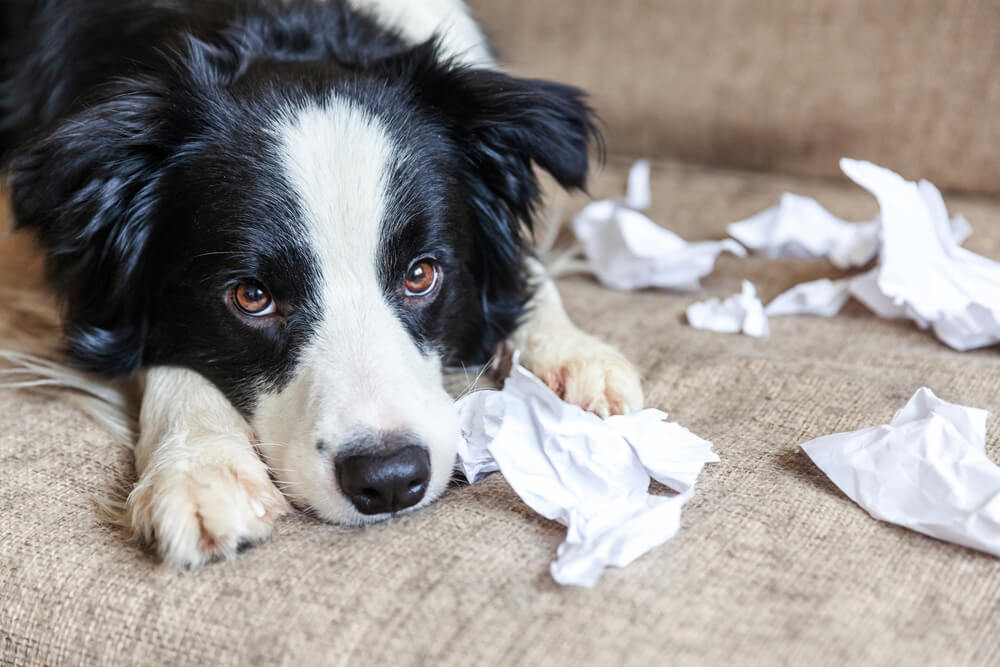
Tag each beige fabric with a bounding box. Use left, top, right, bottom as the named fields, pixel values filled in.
left=469, top=0, right=1000, bottom=195
left=4, top=160, right=1000, bottom=666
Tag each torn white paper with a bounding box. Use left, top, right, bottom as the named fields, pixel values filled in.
left=763, top=278, right=851, bottom=318
left=686, top=280, right=769, bottom=337
left=728, top=193, right=880, bottom=269
left=728, top=190, right=971, bottom=270
left=844, top=160, right=1000, bottom=350
left=801, top=387, right=1000, bottom=557
left=764, top=159, right=1000, bottom=351
left=623, top=159, right=652, bottom=211
left=455, top=361, right=718, bottom=587
left=571, top=161, right=745, bottom=291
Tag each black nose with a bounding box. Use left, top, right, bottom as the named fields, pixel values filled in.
left=336, top=445, right=430, bottom=515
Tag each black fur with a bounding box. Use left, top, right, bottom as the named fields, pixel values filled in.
left=1, top=0, right=600, bottom=413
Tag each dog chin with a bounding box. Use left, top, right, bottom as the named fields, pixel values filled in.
left=307, top=494, right=443, bottom=527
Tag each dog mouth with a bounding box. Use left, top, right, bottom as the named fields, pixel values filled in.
left=252, top=380, right=462, bottom=527
left=288, top=491, right=441, bottom=526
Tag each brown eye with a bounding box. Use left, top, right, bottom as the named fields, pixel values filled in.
left=233, top=281, right=276, bottom=316
left=404, top=259, right=440, bottom=296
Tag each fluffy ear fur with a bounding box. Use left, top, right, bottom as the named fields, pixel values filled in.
left=384, top=45, right=603, bottom=359
left=7, top=79, right=172, bottom=376
left=459, top=70, right=602, bottom=359
left=388, top=44, right=602, bottom=229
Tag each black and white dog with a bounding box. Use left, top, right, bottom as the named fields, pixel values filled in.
left=1, top=0, right=643, bottom=566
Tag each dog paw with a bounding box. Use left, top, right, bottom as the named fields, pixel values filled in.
left=125, top=437, right=288, bottom=568
left=518, top=333, right=644, bottom=418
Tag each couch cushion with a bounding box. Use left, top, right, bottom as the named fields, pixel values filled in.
left=3, top=161, right=1000, bottom=665
left=469, top=0, right=1000, bottom=195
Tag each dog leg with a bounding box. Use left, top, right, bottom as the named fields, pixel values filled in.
left=502, top=259, right=644, bottom=417
left=125, top=367, right=287, bottom=567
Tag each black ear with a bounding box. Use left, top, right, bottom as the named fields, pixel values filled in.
left=452, top=70, right=603, bottom=196
left=402, top=53, right=601, bottom=215
left=7, top=79, right=171, bottom=376
left=384, top=46, right=603, bottom=360
left=447, top=69, right=602, bottom=271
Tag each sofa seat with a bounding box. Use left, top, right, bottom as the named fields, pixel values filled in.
left=3, top=159, right=1000, bottom=666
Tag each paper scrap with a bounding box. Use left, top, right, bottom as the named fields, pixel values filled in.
left=728, top=191, right=971, bottom=270
left=455, top=360, right=718, bottom=587
left=572, top=161, right=745, bottom=291
left=764, top=160, right=1000, bottom=351
left=623, top=159, right=652, bottom=211
left=728, top=193, right=880, bottom=269
left=763, top=278, right=851, bottom=318
left=801, top=387, right=1000, bottom=557
left=686, top=280, right=769, bottom=337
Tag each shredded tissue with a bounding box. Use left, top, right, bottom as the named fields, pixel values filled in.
left=801, top=387, right=1000, bottom=557
left=729, top=193, right=882, bottom=270
left=455, top=158, right=1000, bottom=583
left=571, top=161, right=745, bottom=291
left=686, top=280, right=769, bottom=337
left=455, top=359, right=719, bottom=587
left=750, top=159, right=1000, bottom=351
left=728, top=186, right=971, bottom=270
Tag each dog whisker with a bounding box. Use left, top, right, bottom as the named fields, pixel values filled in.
left=454, top=356, right=496, bottom=401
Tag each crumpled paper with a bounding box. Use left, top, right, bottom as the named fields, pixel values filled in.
left=686, top=280, right=769, bottom=337
left=764, top=159, right=1000, bottom=351
left=801, top=387, right=1000, bottom=557
left=729, top=193, right=881, bottom=269
left=764, top=278, right=851, bottom=318
left=571, top=161, right=745, bottom=291
left=728, top=189, right=971, bottom=270
left=455, top=360, right=719, bottom=587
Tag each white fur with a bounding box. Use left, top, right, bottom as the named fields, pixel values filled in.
left=252, top=97, right=460, bottom=525
left=345, top=0, right=493, bottom=66
left=128, top=367, right=288, bottom=568
left=503, top=259, right=645, bottom=418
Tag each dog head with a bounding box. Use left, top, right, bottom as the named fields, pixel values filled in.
left=7, top=10, right=599, bottom=524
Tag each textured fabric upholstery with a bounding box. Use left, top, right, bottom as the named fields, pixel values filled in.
left=4, top=160, right=1000, bottom=665
left=4, top=2, right=1000, bottom=664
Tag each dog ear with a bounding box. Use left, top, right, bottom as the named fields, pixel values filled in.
left=7, top=79, right=171, bottom=376
left=442, top=68, right=602, bottom=205
left=383, top=44, right=603, bottom=360
left=390, top=45, right=602, bottom=220
left=456, top=70, right=602, bottom=358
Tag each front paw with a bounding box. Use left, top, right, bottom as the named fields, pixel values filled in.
left=125, top=438, right=288, bottom=568
left=518, top=334, right=644, bottom=418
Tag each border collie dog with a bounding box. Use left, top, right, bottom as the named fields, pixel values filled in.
left=0, top=0, right=643, bottom=566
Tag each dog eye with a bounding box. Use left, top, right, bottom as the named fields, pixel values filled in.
left=404, top=259, right=440, bottom=296
left=232, top=281, right=276, bottom=316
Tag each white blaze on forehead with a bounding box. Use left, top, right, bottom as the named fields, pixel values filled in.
left=273, top=95, right=448, bottom=433
left=257, top=96, right=459, bottom=525
left=260, top=97, right=458, bottom=523
left=279, top=96, right=394, bottom=286
left=252, top=97, right=458, bottom=523
left=277, top=96, right=408, bottom=413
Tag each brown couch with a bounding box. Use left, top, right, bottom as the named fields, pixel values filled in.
left=3, top=2, right=1000, bottom=665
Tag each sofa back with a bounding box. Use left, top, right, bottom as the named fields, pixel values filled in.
left=469, top=0, right=1000, bottom=194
